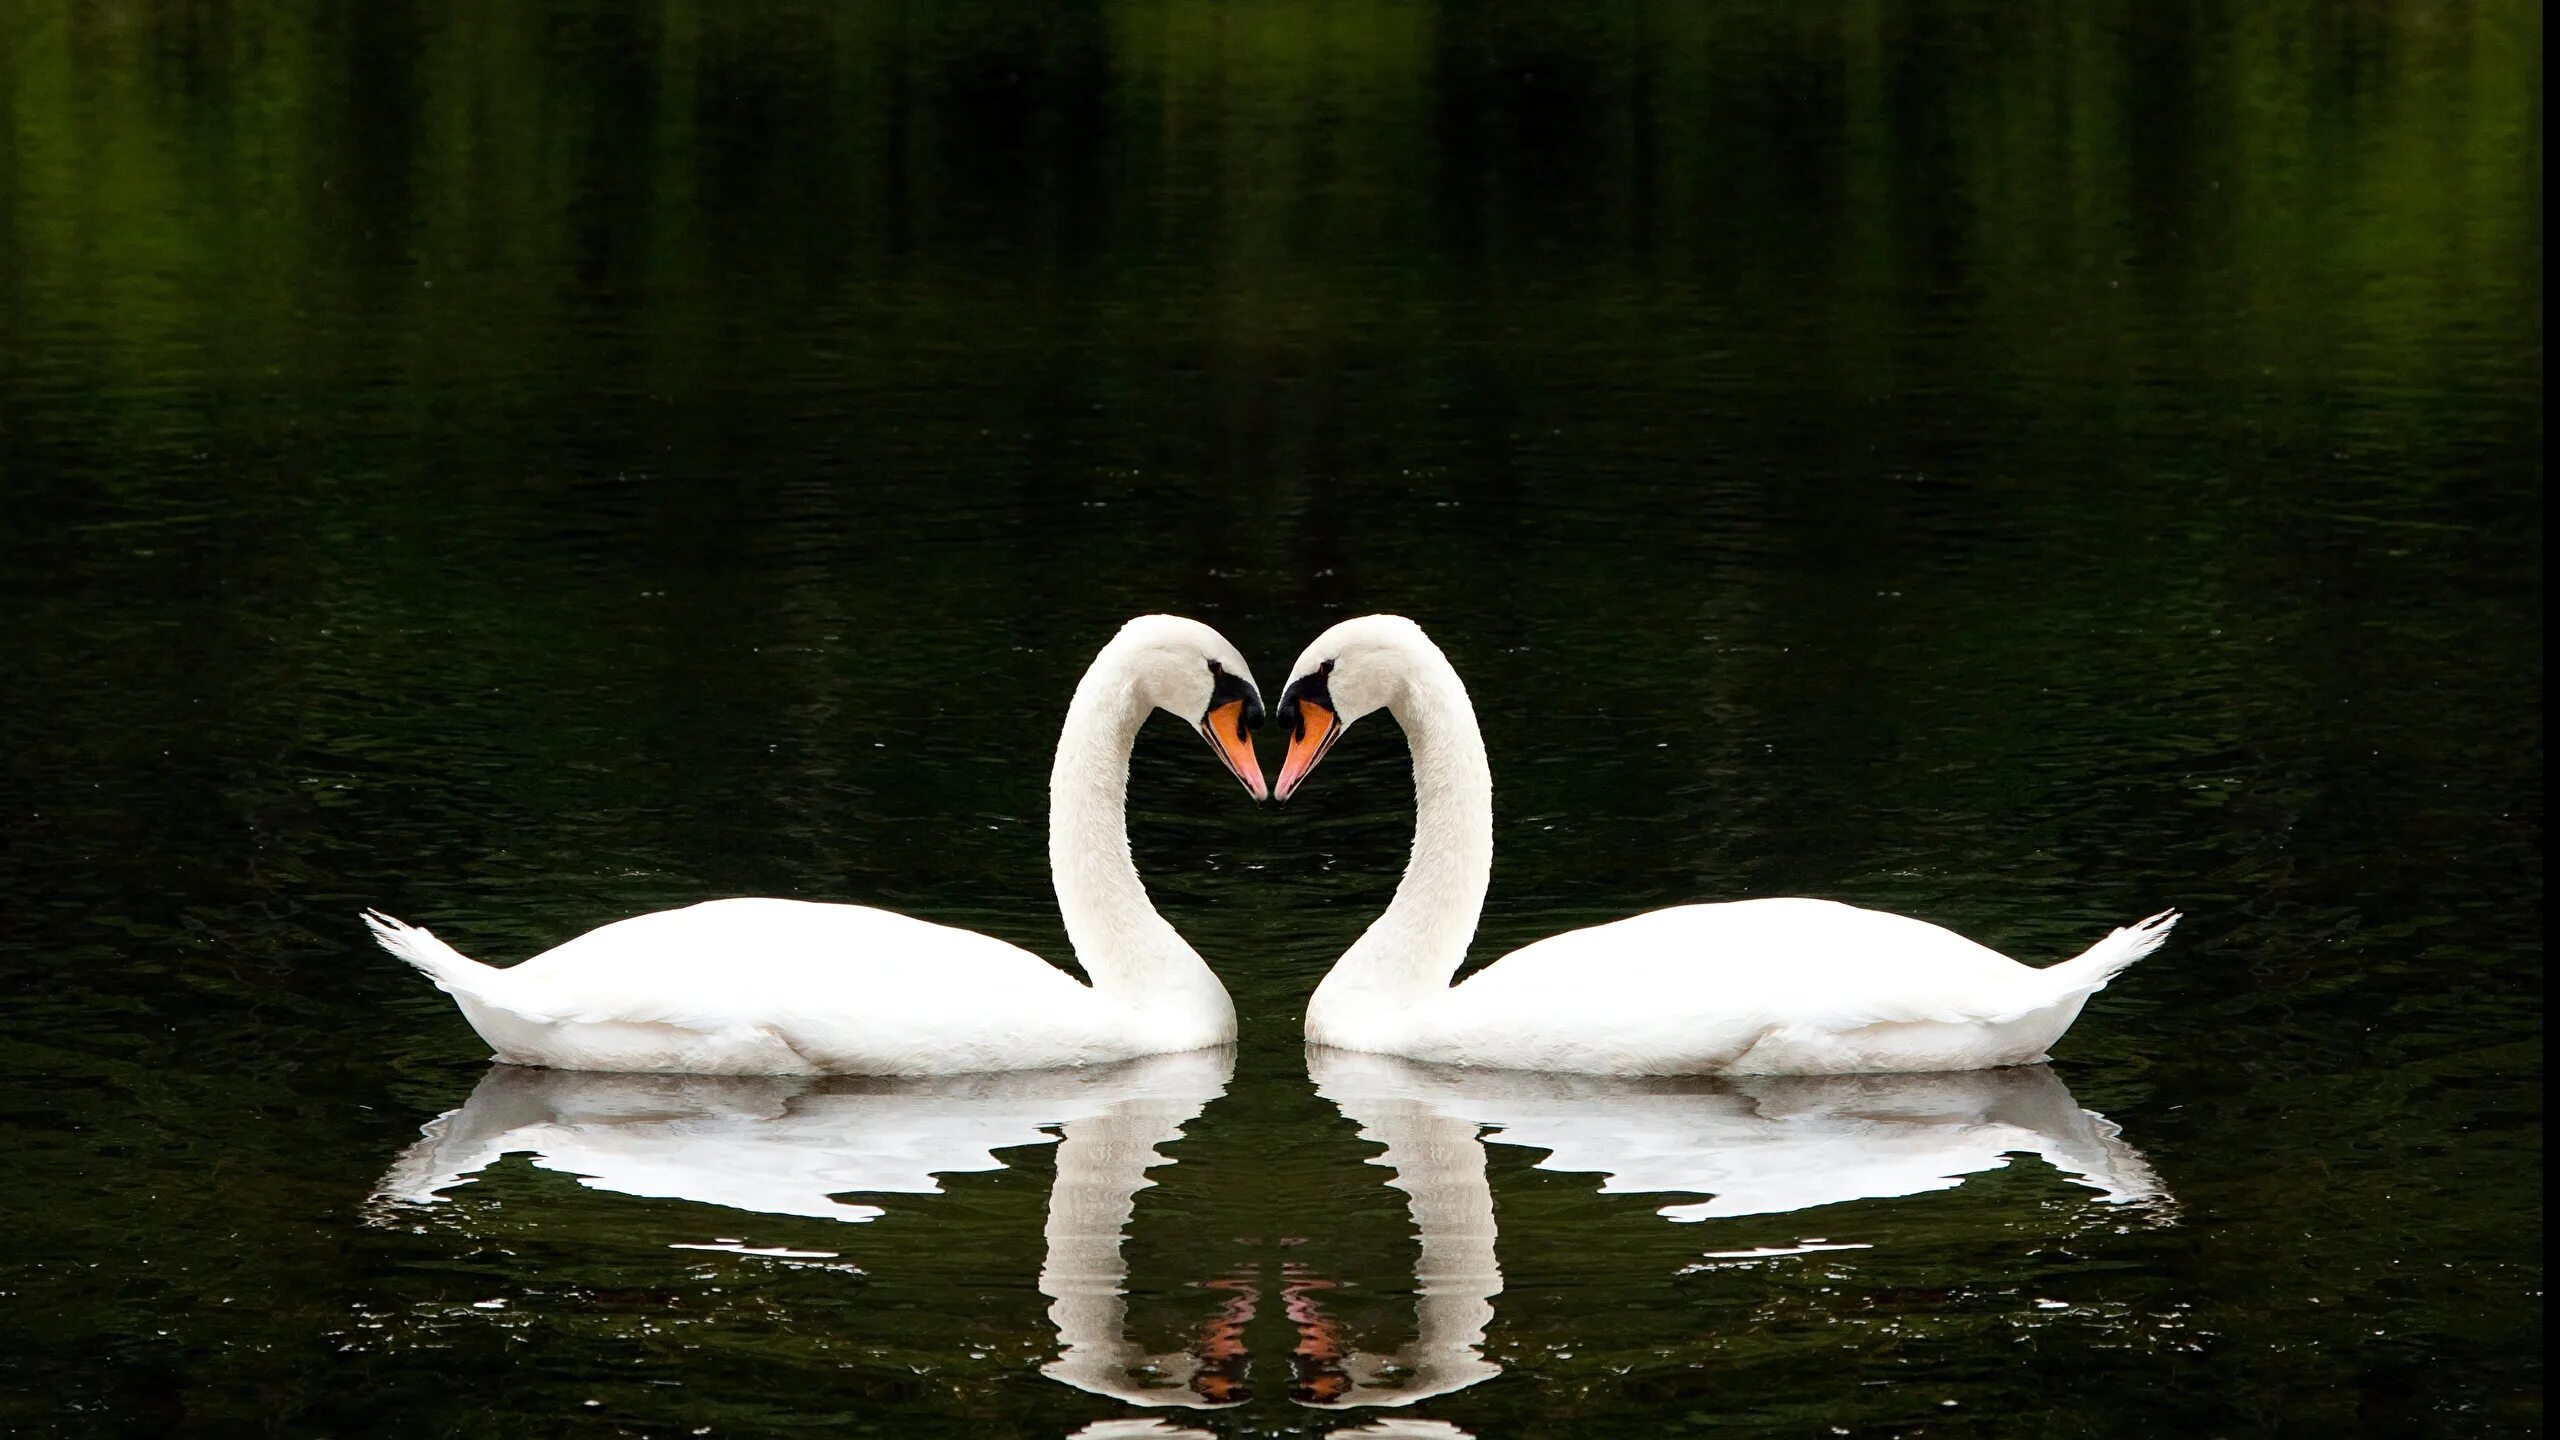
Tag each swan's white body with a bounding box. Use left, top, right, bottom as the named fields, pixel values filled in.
left=1280, top=616, right=2176, bottom=1076
left=365, top=616, right=1261, bottom=1075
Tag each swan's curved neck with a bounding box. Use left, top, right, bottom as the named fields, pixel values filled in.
left=1329, top=650, right=1494, bottom=1000
left=1049, top=661, right=1229, bottom=1016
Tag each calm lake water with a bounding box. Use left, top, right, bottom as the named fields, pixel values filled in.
left=0, top=2, right=2541, bottom=1435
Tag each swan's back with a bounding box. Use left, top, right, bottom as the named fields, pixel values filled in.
left=1478, top=898, right=2030, bottom=1006
left=511, top=898, right=1061, bottom=1004
left=466, top=898, right=1117, bottom=1073
left=1427, top=898, right=2081, bottom=1073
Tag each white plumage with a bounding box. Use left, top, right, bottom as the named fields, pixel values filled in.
left=1276, top=615, right=2177, bottom=1075
left=366, top=615, right=1266, bottom=1075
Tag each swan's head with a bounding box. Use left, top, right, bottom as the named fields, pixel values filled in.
left=1272, top=614, right=1439, bottom=802
left=1104, top=614, right=1269, bottom=801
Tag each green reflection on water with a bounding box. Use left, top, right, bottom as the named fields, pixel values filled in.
left=0, top=0, right=2539, bottom=1435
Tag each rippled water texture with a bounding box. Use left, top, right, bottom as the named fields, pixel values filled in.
left=0, top=2, right=2541, bottom=1435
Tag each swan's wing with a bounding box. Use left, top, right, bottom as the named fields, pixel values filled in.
left=1461, top=898, right=2053, bottom=1046
left=488, top=891, right=1100, bottom=1035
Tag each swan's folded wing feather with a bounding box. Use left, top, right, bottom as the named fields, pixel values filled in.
left=481, top=898, right=1083, bottom=1034
left=1470, top=899, right=2055, bottom=1039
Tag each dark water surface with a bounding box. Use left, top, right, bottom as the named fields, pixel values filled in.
left=0, top=2, right=2541, bottom=1435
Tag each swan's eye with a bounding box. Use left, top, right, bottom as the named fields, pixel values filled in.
left=1276, top=661, right=1336, bottom=738
left=1205, top=664, right=1260, bottom=733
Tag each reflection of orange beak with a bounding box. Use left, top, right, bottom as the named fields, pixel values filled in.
left=1284, top=1266, right=1350, bottom=1405
left=1274, top=700, right=1339, bottom=803
left=1190, top=1274, right=1257, bottom=1404
left=1201, top=699, right=1268, bottom=801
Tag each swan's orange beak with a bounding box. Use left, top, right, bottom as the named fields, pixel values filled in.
left=1274, top=699, right=1339, bottom=803
left=1201, top=699, right=1268, bottom=801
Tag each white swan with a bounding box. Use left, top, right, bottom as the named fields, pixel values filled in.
left=1272, top=615, right=2177, bottom=1075
left=364, top=615, right=1269, bottom=1075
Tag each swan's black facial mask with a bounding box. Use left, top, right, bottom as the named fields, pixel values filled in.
left=1200, top=663, right=1268, bottom=801
left=1273, top=662, right=1343, bottom=803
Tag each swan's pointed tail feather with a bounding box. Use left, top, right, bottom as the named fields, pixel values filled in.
left=2046, top=909, right=2178, bottom=998
left=363, top=909, right=498, bottom=997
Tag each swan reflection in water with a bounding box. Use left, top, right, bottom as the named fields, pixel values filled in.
left=1298, top=1048, right=2170, bottom=1410
left=375, top=1047, right=1239, bottom=1410
left=373, top=1048, right=2165, bottom=1423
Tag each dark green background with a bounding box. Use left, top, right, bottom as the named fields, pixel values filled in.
left=0, top=1, right=2539, bottom=1435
